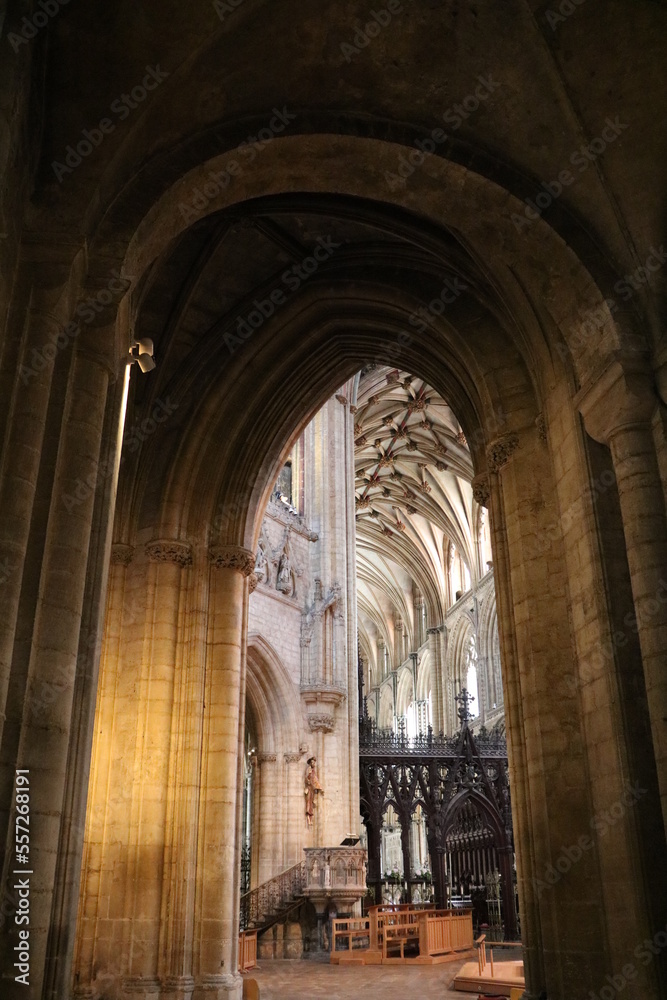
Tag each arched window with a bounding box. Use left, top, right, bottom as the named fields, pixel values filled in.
left=275, top=459, right=293, bottom=504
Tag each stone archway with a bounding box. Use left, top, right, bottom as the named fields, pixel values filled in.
left=69, top=208, right=665, bottom=997
left=1, top=128, right=664, bottom=998
left=245, top=635, right=304, bottom=886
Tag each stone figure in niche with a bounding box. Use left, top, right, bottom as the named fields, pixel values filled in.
left=254, top=539, right=270, bottom=585
left=305, top=757, right=323, bottom=827
left=276, top=531, right=294, bottom=596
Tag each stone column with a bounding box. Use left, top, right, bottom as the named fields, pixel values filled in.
left=577, top=357, right=667, bottom=830
left=73, top=543, right=134, bottom=997
left=0, top=349, right=109, bottom=1000
left=141, top=540, right=198, bottom=1000
left=377, top=638, right=386, bottom=680
left=0, top=275, right=70, bottom=758
left=283, top=752, right=304, bottom=869
left=426, top=626, right=445, bottom=735
left=193, top=545, right=253, bottom=1000
left=256, top=753, right=279, bottom=885
left=480, top=439, right=546, bottom=1000
left=414, top=592, right=425, bottom=647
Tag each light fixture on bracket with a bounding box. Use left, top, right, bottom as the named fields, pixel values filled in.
left=127, top=338, right=156, bottom=372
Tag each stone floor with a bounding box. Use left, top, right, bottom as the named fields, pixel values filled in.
left=248, top=955, right=472, bottom=999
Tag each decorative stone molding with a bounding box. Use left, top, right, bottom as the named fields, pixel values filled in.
left=487, top=433, right=519, bottom=473
left=284, top=751, right=303, bottom=763
left=472, top=473, right=491, bottom=508
left=248, top=572, right=258, bottom=593
left=266, top=497, right=318, bottom=540
left=257, top=752, right=277, bottom=764
left=349, top=404, right=358, bottom=414
left=535, top=412, right=547, bottom=443
left=308, top=713, right=335, bottom=732
left=427, top=625, right=446, bottom=635
left=145, top=539, right=193, bottom=566
left=111, top=543, right=134, bottom=566
left=121, top=977, right=161, bottom=995
left=195, top=973, right=243, bottom=993
left=161, top=976, right=195, bottom=999
left=208, top=544, right=255, bottom=575
left=300, top=683, right=346, bottom=705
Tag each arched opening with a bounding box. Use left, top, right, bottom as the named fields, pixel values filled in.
left=26, top=170, right=663, bottom=1000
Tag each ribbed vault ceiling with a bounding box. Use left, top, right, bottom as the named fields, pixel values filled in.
left=354, top=365, right=479, bottom=673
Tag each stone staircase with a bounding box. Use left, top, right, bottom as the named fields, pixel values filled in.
left=240, top=860, right=307, bottom=934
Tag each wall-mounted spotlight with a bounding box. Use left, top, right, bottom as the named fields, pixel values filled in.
left=127, top=338, right=156, bottom=372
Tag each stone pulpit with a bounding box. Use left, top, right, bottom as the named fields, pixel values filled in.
left=303, top=846, right=368, bottom=950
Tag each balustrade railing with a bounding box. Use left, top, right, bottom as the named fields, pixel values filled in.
left=239, top=860, right=307, bottom=930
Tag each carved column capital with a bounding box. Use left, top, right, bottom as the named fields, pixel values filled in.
left=248, top=572, right=259, bottom=593
left=574, top=355, right=657, bottom=445
left=487, top=433, right=519, bottom=473
left=471, top=473, right=491, bottom=508
left=110, top=542, right=134, bottom=566
left=208, top=544, right=255, bottom=575
left=145, top=539, right=193, bottom=566
left=284, top=751, right=303, bottom=763
left=257, top=752, right=277, bottom=765
left=308, top=713, right=335, bottom=733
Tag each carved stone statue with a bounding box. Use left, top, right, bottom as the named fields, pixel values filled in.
left=276, top=531, right=294, bottom=595
left=304, top=756, right=323, bottom=827
left=254, top=539, right=270, bottom=585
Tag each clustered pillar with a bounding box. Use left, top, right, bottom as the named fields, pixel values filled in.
left=192, top=544, right=254, bottom=1000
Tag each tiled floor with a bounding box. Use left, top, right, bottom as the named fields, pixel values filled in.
left=248, top=955, right=470, bottom=999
